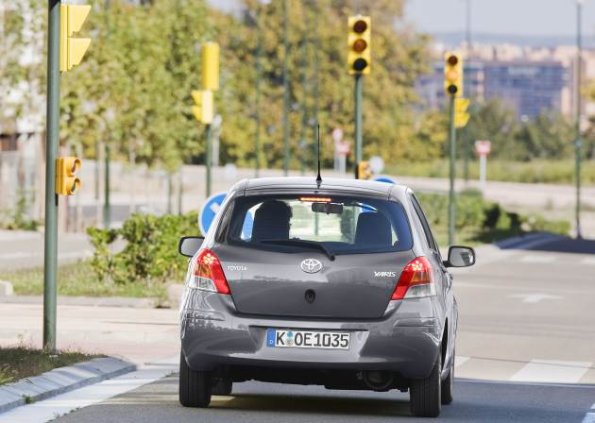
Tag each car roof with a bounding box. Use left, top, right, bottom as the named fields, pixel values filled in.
left=233, top=177, right=410, bottom=200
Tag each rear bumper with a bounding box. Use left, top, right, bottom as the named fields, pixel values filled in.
left=180, top=290, right=443, bottom=380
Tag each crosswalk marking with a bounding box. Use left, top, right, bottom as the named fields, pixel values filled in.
left=582, top=257, right=595, bottom=266
left=510, top=359, right=591, bottom=384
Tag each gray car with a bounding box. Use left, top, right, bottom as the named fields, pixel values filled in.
left=177, top=177, right=475, bottom=418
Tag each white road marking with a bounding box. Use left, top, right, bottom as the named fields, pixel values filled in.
left=582, top=257, right=595, bottom=266
left=519, top=255, right=556, bottom=263
left=582, top=411, right=595, bottom=423
left=0, top=356, right=178, bottom=423
left=509, top=293, right=563, bottom=304
left=455, top=356, right=470, bottom=367
left=510, top=359, right=591, bottom=384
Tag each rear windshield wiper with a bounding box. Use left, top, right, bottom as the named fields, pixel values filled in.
left=259, top=239, right=336, bottom=261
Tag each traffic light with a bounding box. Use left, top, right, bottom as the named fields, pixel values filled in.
left=348, top=16, right=371, bottom=75
left=191, top=90, right=214, bottom=124
left=455, top=98, right=470, bottom=128
left=60, top=4, right=91, bottom=72
left=202, top=42, right=220, bottom=91
left=356, top=161, right=372, bottom=180
left=55, top=157, right=81, bottom=196
left=444, top=52, right=463, bottom=97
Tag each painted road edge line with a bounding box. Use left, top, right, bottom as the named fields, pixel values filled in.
left=582, top=403, right=595, bottom=423
left=0, top=356, right=136, bottom=414
left=0, top=356, right=178, bottom=423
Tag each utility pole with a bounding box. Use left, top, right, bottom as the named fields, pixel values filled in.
left=43, top=0, right=60, bottom=353
left=575, top=0, right=583, bottom=239
left=206, top=124, right=212, bottom=197
left=282, top=0, right=290, bottom=175
left=103, top=144, right=111, bottom=228
left=463, top=0, right=472, bottom=182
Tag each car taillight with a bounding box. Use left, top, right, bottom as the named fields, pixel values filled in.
left=391, top=256, right=435, bottom=300
left=188, top=248, right=231, bottom=295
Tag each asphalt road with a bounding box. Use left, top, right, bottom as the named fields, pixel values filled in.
left=1, top=235, right=594, bottom=422
left=51, top=375, right=595, bottom=423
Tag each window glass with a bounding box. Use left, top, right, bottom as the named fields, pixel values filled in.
left=223, top=194, right=413, bottom=255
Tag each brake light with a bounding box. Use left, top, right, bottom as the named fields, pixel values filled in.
left=189, top=249, right=231, bottom=295
left=391, top=256, right=435, bottom=300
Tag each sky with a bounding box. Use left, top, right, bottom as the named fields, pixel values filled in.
left=405, top=0, right=595, bottom=37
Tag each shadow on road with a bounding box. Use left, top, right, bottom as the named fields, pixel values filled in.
left=497, top=234, right=595, bottom=255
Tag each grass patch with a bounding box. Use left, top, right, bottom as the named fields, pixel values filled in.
left=0, top=261, right=167, bottom=299
left=0, top=346, right=101, bottom=385
left=387, top=159, right=595, bottom=185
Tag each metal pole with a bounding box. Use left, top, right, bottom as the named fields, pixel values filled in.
left=282, top=0, right=290, bottom=175
left=575, top=0, right=583, bottom=239
left=354, top=74, right=363, bottom=165
left=448, top=94, right=457, bottom=246
left=167, top=172, right=173, bottom=214
left=299, top=36, right=309, bottom=176
left=43, top=0, right=60, bottom=353
left=254, top=8, right=263, bottom=178
left=463, top=0, right=472, bottom=183
left=177, top=167, right=183, bottom=215
left=103, top=144, right=111, bottom=228
left=206, top=124, right=212, bottom=197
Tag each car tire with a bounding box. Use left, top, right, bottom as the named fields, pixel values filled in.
left=211, top=378, right=232, bottom=396
left=441, top=351, right=454, bottom=405
left=410, top=353, right=441, bottom=418
left=179, top=352, right=212, bottom=408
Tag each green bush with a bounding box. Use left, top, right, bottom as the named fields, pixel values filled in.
left=87, top=212, right=199, bottom=286
left=415, top=190, right=570, bottom=244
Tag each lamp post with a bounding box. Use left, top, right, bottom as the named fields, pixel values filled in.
left=252, top=0, right=270, bottom=178
left=282, top=0, right=290, bottom=176
left=575, top=0, right=584, bottom=239
left=103, top=108, right=115, bottom=229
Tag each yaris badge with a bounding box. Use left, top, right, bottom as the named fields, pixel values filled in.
left=300, top=258, right=323, bottom=274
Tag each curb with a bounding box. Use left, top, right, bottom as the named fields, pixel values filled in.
left=0, top=356, right=136, bottom=414
left=494, top=232, right=564, bottom=250
left=0, top=296, right=158, bottom=308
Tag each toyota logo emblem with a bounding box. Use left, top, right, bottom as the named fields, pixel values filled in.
left=300, top=258, right=323, bottom=274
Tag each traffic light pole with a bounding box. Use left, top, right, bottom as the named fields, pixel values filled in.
left=354, top=74, right=363, bottom=165
left=282, top=0, right=290, bottom=176
left=103, top=144, right=111, bottom=229
left=43, top=0, right=61, bottom=353
left=575, top=0, right=583, bottom=239
left=206, top=123, right=212, bottom=197
left=448, top=94, right=457, bottom=246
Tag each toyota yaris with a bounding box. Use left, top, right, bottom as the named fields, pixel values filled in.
left=177, top=177, right=475, bottom=418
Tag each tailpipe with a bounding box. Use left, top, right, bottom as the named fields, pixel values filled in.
left=360, top=371, right=394, bottom=392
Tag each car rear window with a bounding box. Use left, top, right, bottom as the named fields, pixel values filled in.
left=218, top=194, right=413, bottom=255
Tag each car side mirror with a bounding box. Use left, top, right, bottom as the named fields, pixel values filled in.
left=444, top=246, right=475, bottom=268
left=178, top=236, right=204, bottom=257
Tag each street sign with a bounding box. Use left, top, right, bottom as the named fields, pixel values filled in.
left=198, top=192, right=227, bottom=235
left=474, top=140, right=492, bottom=156
left=374, top=176, right=396, bottom=184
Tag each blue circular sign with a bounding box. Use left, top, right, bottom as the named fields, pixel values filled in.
left=374, top=176, right=397, bottom=184
left=198, top=192, right=227, bottom=235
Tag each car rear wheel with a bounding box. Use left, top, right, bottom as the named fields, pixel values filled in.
left=211, top=378, right=233, bottom=396
left=441, top=351, right=454, bottom=405
left=409, top=353, right=441, bottom=418
left=179, top=352, right=211, bottom=408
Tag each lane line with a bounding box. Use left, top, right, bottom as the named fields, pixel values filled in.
left=519, top=254, right=556, bottom=263
left=511, top=359, right=591, bottom=384
left=455, top=356, right=470, bottom=367
left=0, top=356, right=178, bottom=423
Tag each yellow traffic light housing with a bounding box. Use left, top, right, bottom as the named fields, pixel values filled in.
left=444, top=52, right=463, bottom=97
left=192, top=90, right=214, bottom=124
left=348, top=16, right=371, bottom=75
left=60, top=4, right=91, bottom=72
left=356, top=161, right=372, bottom=180
left=455, top=97, right=470, bottom=128
left=202, top=42, right=220, bottom=91
left=55, top=157, right=81, bottom=196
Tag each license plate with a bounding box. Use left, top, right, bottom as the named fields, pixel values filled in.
left=266, top=329, right=350, bottom=350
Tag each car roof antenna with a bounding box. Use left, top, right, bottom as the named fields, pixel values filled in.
left=316, top=123, right=322, bottom=188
